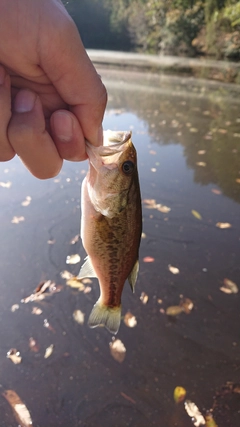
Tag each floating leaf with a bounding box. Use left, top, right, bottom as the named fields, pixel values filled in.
left=11, top=304, right=19, bottom=312
left=140, top=292, right=148, bottom=304
left=21, top=196, right=31, bottom=207
left=235, top=178, right=240, bottom=184
left=157, top=204, right=171, bottom=213
left=73, top=309, right=85, bottom=325
left=43, top=319, right=56, bottom=333
left=216, top=222, right=232, bottom=229
left=205, top=412, right=218, bottom=427
left=151, top=168, right=157, bottom=172
left=7, top=349, right=22, bottom=364
left=47, top=239, right=55, bottom=245
left=168, top=265, right=180, bottom=274
left=66, top=277, right=85, bottom=290
left=60, top=270, right=73, bottom=280
left=0, top=181, right=12, bottom=188
left=196, top=162, right=206, bottom=167
left=198, top=150, right=206, bottom=155
left=189, top=127, right=198, bottom=133
left=22, top=280, right=61, bottom=303
left=220, top=278, right=238, bottom=294
left=211, top=188, right=222, bottom=195
left=142, top=199, right=171, bottom=213
left=173, top=386, right=187, bottom=403
left=29, top=337, right=39, bottom=353
left=110, top=338, right=126, bottom=363
left=11, top=216, right=25, bottom=224
left=32, top=307, right=42, bottom=315
left=180, top=298, right=194, bottom=314
left=44, top=344, right=54, bottom=359
left=191, top=210, right=202, bottom=220
left=70, top=234, right=80, bottom=244
left=184, top=400, right=205, bottom=426
left=143, top=256, right=155, bottom=263
left=2, top=389, right=32, bottom=427
left=124, top=312, right=137, bottom=328
left=166, top=306, right=184, bottom=316
left=141, top=232, right=146, bottom=238
left=66, top=254, right=81, bottom=264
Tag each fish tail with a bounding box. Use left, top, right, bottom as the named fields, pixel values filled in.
left=88, top=300, right=121, bottom=335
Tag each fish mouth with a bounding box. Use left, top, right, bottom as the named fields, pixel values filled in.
left=86, top=130, right=133, bottom=164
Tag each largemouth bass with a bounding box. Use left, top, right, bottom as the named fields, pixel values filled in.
left=78, top=130, right=142, bottom=334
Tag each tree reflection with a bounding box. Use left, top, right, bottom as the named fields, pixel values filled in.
left=105, top=71, right=240, bottom=203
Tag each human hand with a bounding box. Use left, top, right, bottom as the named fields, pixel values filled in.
left=0, top=0, right=107, bottom=178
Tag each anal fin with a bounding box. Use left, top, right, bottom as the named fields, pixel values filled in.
left=128, top=259, right=139, bottom=293
left=77, top=256, right=97, bottom=279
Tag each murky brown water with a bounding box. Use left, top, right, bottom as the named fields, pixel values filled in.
left=0, top=69, right=240, bottom=427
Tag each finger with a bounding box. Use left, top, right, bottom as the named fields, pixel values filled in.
left=39, top=5, right=107, bottom=146
left=50, top=110, right=87, bottom=161
left=0, top=65, right=15, bottom=161
left=8, top=89, right=63, bottom=179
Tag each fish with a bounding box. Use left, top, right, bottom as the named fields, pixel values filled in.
left=78, top=130, right=142, bottom=334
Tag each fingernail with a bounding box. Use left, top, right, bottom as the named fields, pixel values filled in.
left=14, top=91, right=36, bottom=113
left=53, top=112, right=73, bottom=142
left=0, top=67, right=6, bottom=85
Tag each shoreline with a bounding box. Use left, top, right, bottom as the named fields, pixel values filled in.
left=87, top=49, right=240, bottom=85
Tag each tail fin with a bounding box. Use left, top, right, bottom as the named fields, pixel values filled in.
left=88, top=301, right=121, bottom=335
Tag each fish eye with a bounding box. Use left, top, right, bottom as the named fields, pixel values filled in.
left=122, top=161, right=135, bottom=175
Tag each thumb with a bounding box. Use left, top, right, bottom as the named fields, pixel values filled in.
left=39, top=1, right=107, bottom=146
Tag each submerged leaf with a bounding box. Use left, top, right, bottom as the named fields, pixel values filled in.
left=191, top=210, right=202, bottom=220
left=184, top=400, right=205, bottom=426
left=166, top=306, right=184, bottom=316
left=2, top=389, right=32, bottom=427
left=173, top=386, right=187, bottom=403
left=66, top=254, right=81, bottom=264
left=73, top=309, right=85, bottom=325
left=109, top=338, right=126, bottom=363
left=7, top=349, right=22, bottom=364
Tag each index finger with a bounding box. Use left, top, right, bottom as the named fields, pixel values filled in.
left=39, top=2, right=107, bottom=146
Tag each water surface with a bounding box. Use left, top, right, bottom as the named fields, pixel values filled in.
left=0, top=69, right=240, bottom=427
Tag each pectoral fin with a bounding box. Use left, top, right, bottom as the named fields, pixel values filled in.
left=128, top=259, right=139, bottom=293
left=77, top=256, right=97, bottom=279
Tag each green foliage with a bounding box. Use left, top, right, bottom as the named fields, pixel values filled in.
left=65, top=0, right=240, bottom=59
